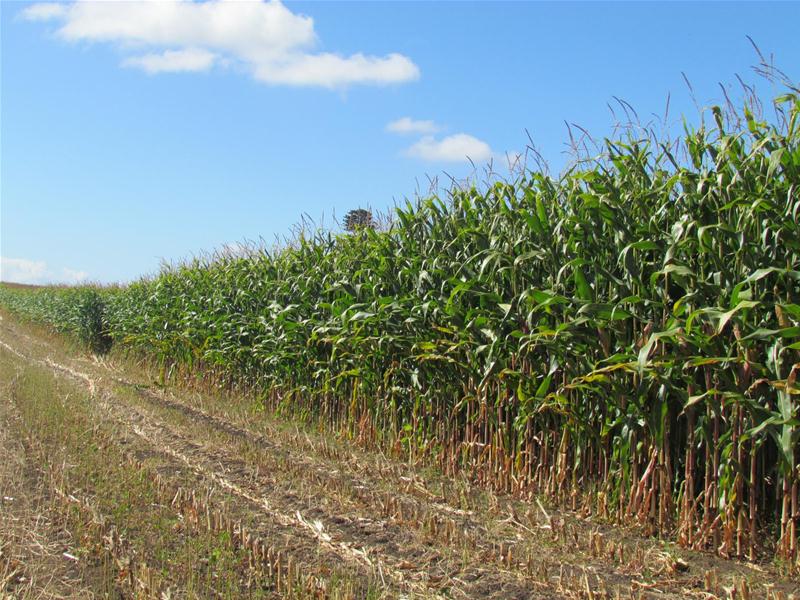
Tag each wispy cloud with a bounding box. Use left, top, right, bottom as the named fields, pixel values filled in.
left=1, top=257, right=87, bottom=285
left=21, top=2, right=66, bottom=21
left=122, top=48, right=217, bottom=74
left=386, top=117, right=440, bottom=135
left=20, top=0, right=420, bottom=88
left=61, top=266, right=90, bottom=283
left=386, top=116, right=492, bottom=163
left=406, top=133, right=493, bottom=163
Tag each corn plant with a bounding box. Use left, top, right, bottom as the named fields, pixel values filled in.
left=0, top=285, right=115, bottom=353
left=2, top=86, right=798, bottom=566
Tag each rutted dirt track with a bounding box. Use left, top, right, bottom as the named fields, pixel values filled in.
left=1, top=313, right=798, bottom=599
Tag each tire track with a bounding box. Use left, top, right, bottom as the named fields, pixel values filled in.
left=0, top=318, right=540, bottom=595
left=0, top=335, right=465, bottom=599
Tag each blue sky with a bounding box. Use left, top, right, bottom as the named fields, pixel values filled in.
left=2, top=1, right=799, bottom=285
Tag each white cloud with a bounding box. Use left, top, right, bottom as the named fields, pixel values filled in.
left=386, top=117, right=440, bottom=135
left=254, top=52, right=418, bottom=88
left=0, top=257, right=47, bottom=284
left=20, top=0, right=419, bottom=88
left=20, top=2, right=66, bottom=21
left=406, top=133, right=493, bottom=163
left=1, top=257, right=87, bottom=285
left=60, top=267, right=89, bottom=283
left=123, top=48, right=217, bottom=74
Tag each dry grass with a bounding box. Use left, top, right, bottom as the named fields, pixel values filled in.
left=1, top=327, right=382, bottom=599
left=0, top=365, right=97, bottom=599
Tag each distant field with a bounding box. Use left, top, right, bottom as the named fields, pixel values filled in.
left=0, top=281, right=42, bottom=290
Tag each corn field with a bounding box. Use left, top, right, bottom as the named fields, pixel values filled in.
left=2, top=88, right=798, bottom=567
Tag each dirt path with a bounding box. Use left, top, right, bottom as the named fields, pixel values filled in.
left=0, top=360, right=104, bottom=598
left=1, top=312, right=798, bottom=599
